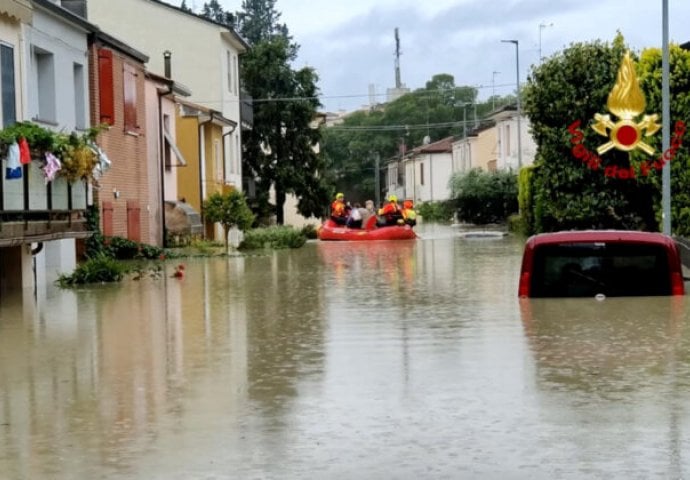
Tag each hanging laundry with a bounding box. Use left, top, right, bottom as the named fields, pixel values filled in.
left=43, top=152, right=61, bottom=184
left=90, top=143, right=111, bottom=180
left=18, top=137, right=31, bottom=164
left=5, top=141, right=21, bottom=180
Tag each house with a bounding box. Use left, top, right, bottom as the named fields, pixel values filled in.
left=452, top=106, right=536, bottom=174
left=144, top=69, right=192, bottom=245
left=491, top=105, right=536, bottom=171
left=85, top=0, right=249, bottom=196
left=451, top=122, right=497, bottom=173
left=0, top=0, right=94, bottom=292
left=402, top=136, right=455, bottom=203
left=86, top=30, right=153, bottom=244
left=175, top=97, right=236, bottom=241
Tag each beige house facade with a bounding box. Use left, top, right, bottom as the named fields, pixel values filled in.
left=86, top=0, right=248, bottom=192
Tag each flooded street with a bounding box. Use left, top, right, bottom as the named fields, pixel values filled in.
left=1, top=224, right=690, bottom=479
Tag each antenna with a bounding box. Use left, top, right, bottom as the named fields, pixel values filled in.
left=394, top=27, right=402, bottom=89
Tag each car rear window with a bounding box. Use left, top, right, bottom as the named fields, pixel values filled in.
left=530, top=242, right=671, bottom=297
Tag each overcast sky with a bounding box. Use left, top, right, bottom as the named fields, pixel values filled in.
left=174, top=0, right=690, bottom=113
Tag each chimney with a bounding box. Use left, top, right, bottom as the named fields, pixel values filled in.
left=163, top=50, right=172, bottom=78
left=60, top=0, right=87, bottom=18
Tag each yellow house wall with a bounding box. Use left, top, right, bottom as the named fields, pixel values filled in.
left=176, top=116, right=201, bottom=212
left=204, top=126, right=225, bottom=198
left=474, top=128, right=498, bottom=172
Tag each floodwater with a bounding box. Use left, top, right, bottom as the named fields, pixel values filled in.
left=1, top=224, right=690, bottom=479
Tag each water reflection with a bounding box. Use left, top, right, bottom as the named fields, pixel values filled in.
left=1, top=228, right=689, bottom=478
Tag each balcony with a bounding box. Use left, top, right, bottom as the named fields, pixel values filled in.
left=0, top=164, right=89, bottom=247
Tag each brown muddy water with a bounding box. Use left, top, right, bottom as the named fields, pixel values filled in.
left=1, top=224, right=690, bottom=479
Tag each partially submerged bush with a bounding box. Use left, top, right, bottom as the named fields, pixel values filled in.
left=57, top=253, right=126, bottom=286
left=416, top=201, right=455, bottom=223
left=301, top=224, right=318, bottom=240
left=239, top=226, right=306, bottom=250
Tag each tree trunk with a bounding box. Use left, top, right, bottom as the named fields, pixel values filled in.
left=275, top=186, right=286, bottom=225
left=223, top=225, right=229, bottom=252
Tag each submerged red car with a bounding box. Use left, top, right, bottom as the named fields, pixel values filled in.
left=518, top=230, right=685, bottom=298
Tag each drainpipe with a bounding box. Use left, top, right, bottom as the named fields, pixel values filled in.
left=157, top=50, right=173, bottom=247
left=198, top=118, right=212, bottom=238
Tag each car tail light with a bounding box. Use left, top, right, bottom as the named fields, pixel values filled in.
left=518, top=272, right=531, bottom=297
left=671, top=271, right=685, bottom=296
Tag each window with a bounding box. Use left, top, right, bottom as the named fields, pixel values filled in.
left=73, top=63, right=85, bottom=129
left=232, top=55, right=238, bottom=95
left=531, top=243, right=670, bottom=298
left=388, top=165, right=398, bottom=188
left=420, top=162, right=424, bottom=186
left=98, top=48, right=114, bottom=125
left=227, top=51, right=232, bottom=93
left=34, top=47, right=55, bottom=123
left=123, top=63, right=138, bottom=132
left=0, top=43, right=16, bottom=127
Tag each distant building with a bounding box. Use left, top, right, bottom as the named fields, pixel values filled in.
left=451, top=105, right=536, bottom=173
left=386, top=86, right=410, bottom=104
left=402, top=136, right=455, bottom=202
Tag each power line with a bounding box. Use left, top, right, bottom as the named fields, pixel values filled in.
left=328, top=120, right=473, bottom=132
left=185, top=82, right=518, bottom=105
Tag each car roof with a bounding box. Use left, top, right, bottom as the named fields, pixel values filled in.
left=525, top=230, right=677, bottom=248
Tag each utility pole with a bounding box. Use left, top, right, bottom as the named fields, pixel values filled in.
left=539, top=22, right=553, bottom=63
left=374, top=152, right=381, bottom=207
left=492, top=71, right=500, bottom=110
left=394, top=28, right=402, bottom=89
left=502, top=39, right=522, bottom=169
left=662, top=0, right=671, bottom=235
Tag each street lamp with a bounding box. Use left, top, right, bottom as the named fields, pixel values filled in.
left=501, top=39, right=522, bottom=169
left=538, top=22, right=553, bottom=63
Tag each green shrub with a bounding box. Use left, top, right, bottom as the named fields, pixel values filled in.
left=239, top=226, right=306, bottom=250
left=105, top=236, right=164, bottom=260
left=107, top=236, right=140, bottom=259
left=57, top=253, right=127, bottom=287
left=449, top=169, right=518, bottom=224
left=301, top=224, right=318, bottom=240
left=416, top=201, right=455, bottom=223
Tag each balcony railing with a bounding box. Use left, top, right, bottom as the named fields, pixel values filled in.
left=0, top=163, right=89, bottom=246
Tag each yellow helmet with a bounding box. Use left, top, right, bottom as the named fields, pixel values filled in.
left=336, top=192, right=344, bottom=199
left=388, top=195, right=397, bottom=202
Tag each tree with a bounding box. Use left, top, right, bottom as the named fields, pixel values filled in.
left=523, top=34, right=690, bottom=235
left=204, top=190, right=255, bottom=251
left=320, top=74, right=513, bottom=203
left=180, top=0, right=192, bottom=12
left=200, top=1, right=235, bottom=28
left=235, top=0, right=330, bottom=224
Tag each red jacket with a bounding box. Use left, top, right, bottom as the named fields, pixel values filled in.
left=331, top=199, right=347, bottom=217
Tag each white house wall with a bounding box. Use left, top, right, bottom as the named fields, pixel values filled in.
left=23, top=5, right=90, bottom=283
left=405, top=152, right=453, bottom=203
left=26, top=8, right=89, bottom=131
left=496, top=115, right=537, bottom=171
left=87, top=0, right=244, bottom=190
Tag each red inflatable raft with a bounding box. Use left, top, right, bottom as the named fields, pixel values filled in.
left=317, top=218, right=416, bottom=241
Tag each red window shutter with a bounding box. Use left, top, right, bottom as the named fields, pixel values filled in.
left=123, top=63, right=137, bottom=132
left=98, top=49, right=114, bottom=125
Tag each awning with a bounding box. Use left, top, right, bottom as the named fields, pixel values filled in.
left=163, top=127, right=187, bottom=167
